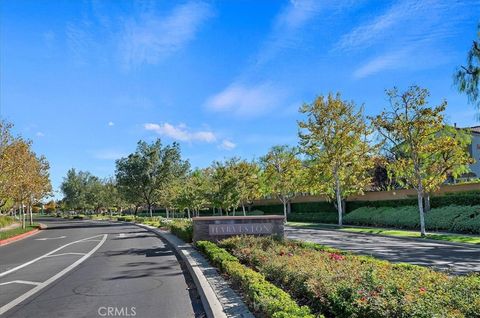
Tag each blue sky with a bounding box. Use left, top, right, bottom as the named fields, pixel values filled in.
left=1, top=0, right=479, bottom=198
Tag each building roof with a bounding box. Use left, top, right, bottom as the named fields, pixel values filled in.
left=470, top=126, right=480, bottom=134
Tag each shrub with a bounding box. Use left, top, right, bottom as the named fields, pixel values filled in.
left=219, top=236, right=480, bottom=318
left=196, top=241, right=317, bottom=318
left=0, top=215, right=15, bottom=228
left=287, top=212, right=338, bottom=224
left=169, top=220, right=193, bottom=243
left=344, top=205, right=480, bottom=234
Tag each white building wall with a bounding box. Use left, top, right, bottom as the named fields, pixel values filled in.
left=470, top=133, right=480, bottom=177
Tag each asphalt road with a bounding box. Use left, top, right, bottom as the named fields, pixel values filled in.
left=0, top=218, right=204, bottom=318
left=286, top=226, right=480, bottom=275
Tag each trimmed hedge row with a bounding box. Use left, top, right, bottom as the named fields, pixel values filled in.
left=344, top=205, right=480, bottom=234
left=220, top=236, right=480, bottom=318
left=196, top=240, right=317, bottom=318
left=253, top=191, right=480, bottom=216
left=347, top=190, right=480, bottom=211
left=287, top=212, right=338, bottom=224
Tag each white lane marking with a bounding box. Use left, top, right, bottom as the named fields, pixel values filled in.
left=35, top=236, right=66, bottom=241
left=43, top=252, right=86, bottom=258
left=0, top=234, right=104, bottom=278
left=0, top=234, right=107, bottom=315
left=78, top=239, right=102, bottom=242
left=0, top=280, right=41, bottom=286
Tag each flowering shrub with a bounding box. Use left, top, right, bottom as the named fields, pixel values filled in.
left=196, top=240, right=317, bottom=318
left=220, top=236, right=480, bottom=318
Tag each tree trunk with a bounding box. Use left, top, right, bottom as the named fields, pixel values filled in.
left=134, top=206, right=138, bottom=219
left=282, top=201, right=287, bottom=221
left=21, top=203, right=26, bottom=229
left=29, top=204, right=33, bottom=226
left=187, top=208, right=191, bottom=219
left=166, top=207, right=169, bottom=219
left=335, top=173, right=343, bottom=226
left=287, top=201, right=291, bottom=214
left=424, top=194, right=431, bottom=212
left=149, top=204, right=153, bottom=218
left=417, top=188, right=426, bottom=237
left=242, top=204, right=246, bottom=216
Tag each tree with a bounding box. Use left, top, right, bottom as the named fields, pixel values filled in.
left=298, top=93, right=377, bottom=226
left=370, top=86, right=473, bottom=236
left=232, top=160, right=261, bottom=215
left=260, top=145, right=304, bottom=220
left=115, top=139, right=189, bottom=218
left=454, top=23, right=480, bottom=117
left=208, top=159, right=240, bottom=215
left=61, top=169, right=90, bottom=211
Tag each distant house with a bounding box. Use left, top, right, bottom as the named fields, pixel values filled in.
left=466, top=126, right=480, bottom=178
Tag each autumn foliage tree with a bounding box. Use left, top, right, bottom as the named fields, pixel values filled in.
left=370, top=86, right=473, bottom=236
left=260, top=145, right=305, bottom=220
left=299, top=93, right=377, bottom=226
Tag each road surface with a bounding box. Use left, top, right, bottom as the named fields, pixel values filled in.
left=0, top=218, right=204, bottom=318
left=286, top=226, right=480, bottom=275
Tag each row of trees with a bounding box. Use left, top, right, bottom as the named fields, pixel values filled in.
left=60, top=86, right=473, bottom=236
left=0, top=120, right=52, bottom=228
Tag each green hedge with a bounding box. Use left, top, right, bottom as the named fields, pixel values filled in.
left=287, top=212, right=338, bottom=224
left=344, top=205, right=480, bottom=234
left=168, top=220, right=193, bottom=243
left=220, top=236, right=480, bottom=318
left=196, top=241, right=317, bottom=318
left=347, top=190, right=480, bottom=211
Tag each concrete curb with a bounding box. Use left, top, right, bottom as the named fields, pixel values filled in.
left=286, top=226, right=480, bottom=248
left=134, top=223, right=228, bottom=318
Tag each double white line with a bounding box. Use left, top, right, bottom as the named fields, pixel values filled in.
left=0, top=234, right=108, bottom=315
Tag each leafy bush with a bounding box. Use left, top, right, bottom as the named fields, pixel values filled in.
left=344, top=205, right=480, bottom=234
left=196, top=241, right=317, bottom=318
left=168, top=220, right=193, bottom=242
left=287, top=212, right=338, bottom=224
left=0, top=215, right=15, bottom=228
left=220, top=236, right=480, bottom=318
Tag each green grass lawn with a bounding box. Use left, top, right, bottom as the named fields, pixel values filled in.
left=287, top=222, right=480, bottom=245
left=0, top=224, right=39, bottom=241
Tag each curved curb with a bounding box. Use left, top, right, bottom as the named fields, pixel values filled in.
left=0, top=227, right=41, bottom=246
left=134, top=223, right=228, bottom=318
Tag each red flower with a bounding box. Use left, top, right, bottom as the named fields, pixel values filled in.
left=419, top=287, right=427, bottom=294
left=329, top=253, right=344, bottom=261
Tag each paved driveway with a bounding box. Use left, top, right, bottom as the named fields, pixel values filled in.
left=286, top=226, right=480, bottom=275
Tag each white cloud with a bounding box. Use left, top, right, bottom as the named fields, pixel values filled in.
left=353, top=50, right=409, bottom=79
left=120, top=1, right=213, bottom=68
left=93, top=149, right=126, bottom=160
left=255, top=0, right=323, bottom=65
left=36, top=132, right=45, bottom=137
left=219, top=139, right=236, bottom=150
left=144, top=122, right=216, bottom=143
left=205, top=82, right=285, bottom=117
left=108, top=121, right=115, bottom=127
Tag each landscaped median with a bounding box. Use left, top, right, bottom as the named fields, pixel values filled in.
left=0, top=224, right=41, bottom=245
left=218, top=236, right=480, bottom=318
left=196, top=240, right=316, bottom=318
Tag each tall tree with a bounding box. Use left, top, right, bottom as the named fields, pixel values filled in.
left=370, top=86, right=473, bottom=236
left=454, top=23, right=480, bottom=117
left=260, top=145, right=304, bottom=220
left=115, top=139, right=189, bottom=218
left=232, top=160, right=261, bottom=215
left=299, top=93, right=377, bottom=226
